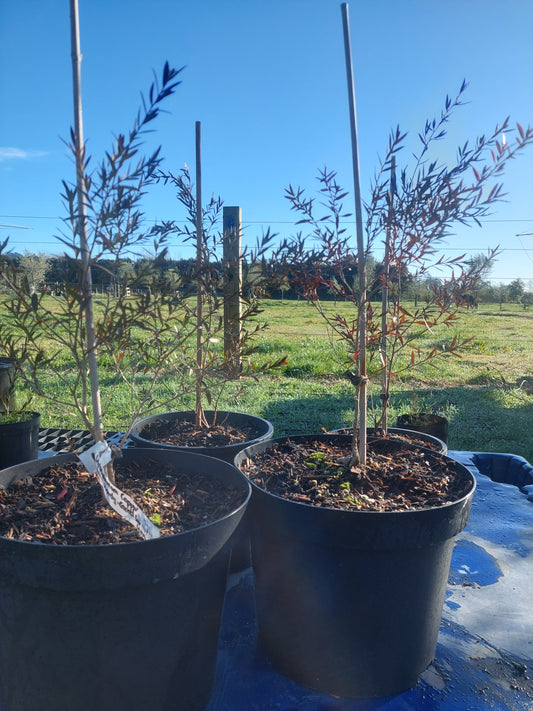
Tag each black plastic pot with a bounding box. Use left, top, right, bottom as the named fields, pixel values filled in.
left=130, top=410, right=272, bottom=574
left=396, top=413, right=449, bottom=446
left=130, top=410, right=274, bottom=463
left=330, top=425, right=447, bottom=454
left=0, top=411, right=41, bottom=469
left=0, top=448, right=251, bottom=711
left=235, top=434, right=475, bottom=699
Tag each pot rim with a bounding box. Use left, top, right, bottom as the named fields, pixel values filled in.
left=330, top=425, right=447, bottom=453
left=130, top=409, right=274, bottom=450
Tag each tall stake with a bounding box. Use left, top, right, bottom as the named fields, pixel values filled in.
left=69, top=0, right=104, bottom=446
left=195, top=121, right=205, bottom=427
left=380, top=155, right=396, bottom=433
left=341, top=3, right=366, bottom=464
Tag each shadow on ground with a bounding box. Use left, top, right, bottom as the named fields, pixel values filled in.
left=261, top=385, right=533, bottom=462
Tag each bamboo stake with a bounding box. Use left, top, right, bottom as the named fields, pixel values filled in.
left=341, top=3, right=366, bottom=464
left=195, top=121, right=205, bottom=428
left=69, top=0, right=105, bottom=449
left=380, top=155, right=396, bottom=433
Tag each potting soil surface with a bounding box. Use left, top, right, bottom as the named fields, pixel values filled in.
left=207, top=450, right=533, bottom=711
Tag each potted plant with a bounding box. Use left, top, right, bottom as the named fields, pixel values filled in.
left=0, top=353, right=40, bottom=468
left=235, top=68, right=533, bottom=700
left=0, top=271, right=40, bottom=470
left=396, top=412, right=449, bottom=446
left=128, top=158, right=285, bottom=573
left=0, top=11, right=250, bottom=710
left=130, top=155, right=284, bottom=462
left=0, top=408, right=41, bottom=469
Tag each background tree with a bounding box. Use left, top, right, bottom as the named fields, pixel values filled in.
left=508, top=278, right=525, bottom=303
left=521, top=291, right=533, bottom=309
left=17, top=251, right=50, bottom=295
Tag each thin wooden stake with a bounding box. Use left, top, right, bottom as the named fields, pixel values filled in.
left=195, top=121, right=206, bottom=428
left=341, top=2, right=366, bottom=464
left=223, top=206, right=242, bottom=379
left=69, top=0, right=105, bottom=448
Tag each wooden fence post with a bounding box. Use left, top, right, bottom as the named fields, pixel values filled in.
left=223, top=206, right=242, bottom=378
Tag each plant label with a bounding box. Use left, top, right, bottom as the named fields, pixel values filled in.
left=78, top=441, right=160, bottom=540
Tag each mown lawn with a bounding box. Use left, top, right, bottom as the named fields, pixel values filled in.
left=4, top=297, right=533, bottom=462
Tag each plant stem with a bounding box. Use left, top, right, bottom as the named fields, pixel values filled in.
left=380, top=155, right=396, bottom=433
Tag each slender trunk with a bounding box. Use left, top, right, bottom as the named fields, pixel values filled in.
left=380, top=155, right=396, bottom=433
left=70, top=0, right=111, bottom=480
left=341, top=3, right=366, bottom=464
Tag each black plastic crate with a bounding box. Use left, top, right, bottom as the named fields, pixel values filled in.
left=38, top=428, right=126, bottom=453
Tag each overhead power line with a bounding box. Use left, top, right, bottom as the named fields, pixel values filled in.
left=1, top=214, right=533, bottom=225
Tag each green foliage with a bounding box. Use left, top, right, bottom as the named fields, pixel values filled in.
left=278, top=82, right=533, bottom=463
left=0, top=411, right=36, bottom=425
left=151, top=165, right=285, bottom=427
left=16, top=252, right=51, bottom=295
left=0, top=63, right=187, bottom=440
left=508, top=279, right=525, bottom=302
left=1, top=299, right=532, bottom=460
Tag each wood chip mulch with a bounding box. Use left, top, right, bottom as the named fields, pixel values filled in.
left=0, top=457, right=245, bottom=545
left=241, top=438, right=472, bottom=512
left=141, top=419, right=260, bottom=448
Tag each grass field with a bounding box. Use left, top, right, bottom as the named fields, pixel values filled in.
left=5, top=297, right=533, bottom=462
left=242, top=300, right=533, bottom=462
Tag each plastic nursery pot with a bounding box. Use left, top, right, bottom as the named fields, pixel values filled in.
left=0, top=448, right=251, bottom=711
left=130, top=410, right=273, bottom=574
left=235, top=434, right=475, bottom=699
left=0, top=411, right=40, bottom=469
left=396, top=413, right=449, bottom=446
left=329, top=425, right=447, bottom=455
left=130, top=410, right=274, bottom=463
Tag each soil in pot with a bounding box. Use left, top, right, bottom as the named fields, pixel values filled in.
left=130, top=410, right=274, bottom=463
left=0, top=455, right=245, bottom=544
left=130, top=411, right=274, bottom=574
left=142, top=417, right=260, bottom=449
left=242, top=436, right=469, bottom=511
left=0, top=449, right=251, bottom=711
left=236, top=434, right=475, bottom=699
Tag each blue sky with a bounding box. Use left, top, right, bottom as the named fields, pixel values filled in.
left=1, top=0, right=532, bottom=284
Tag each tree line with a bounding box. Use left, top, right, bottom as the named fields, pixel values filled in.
left=2, top=249, right=532, bottom=308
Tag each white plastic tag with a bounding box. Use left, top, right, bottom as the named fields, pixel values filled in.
left=78, top=441, right=160, bottom=540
